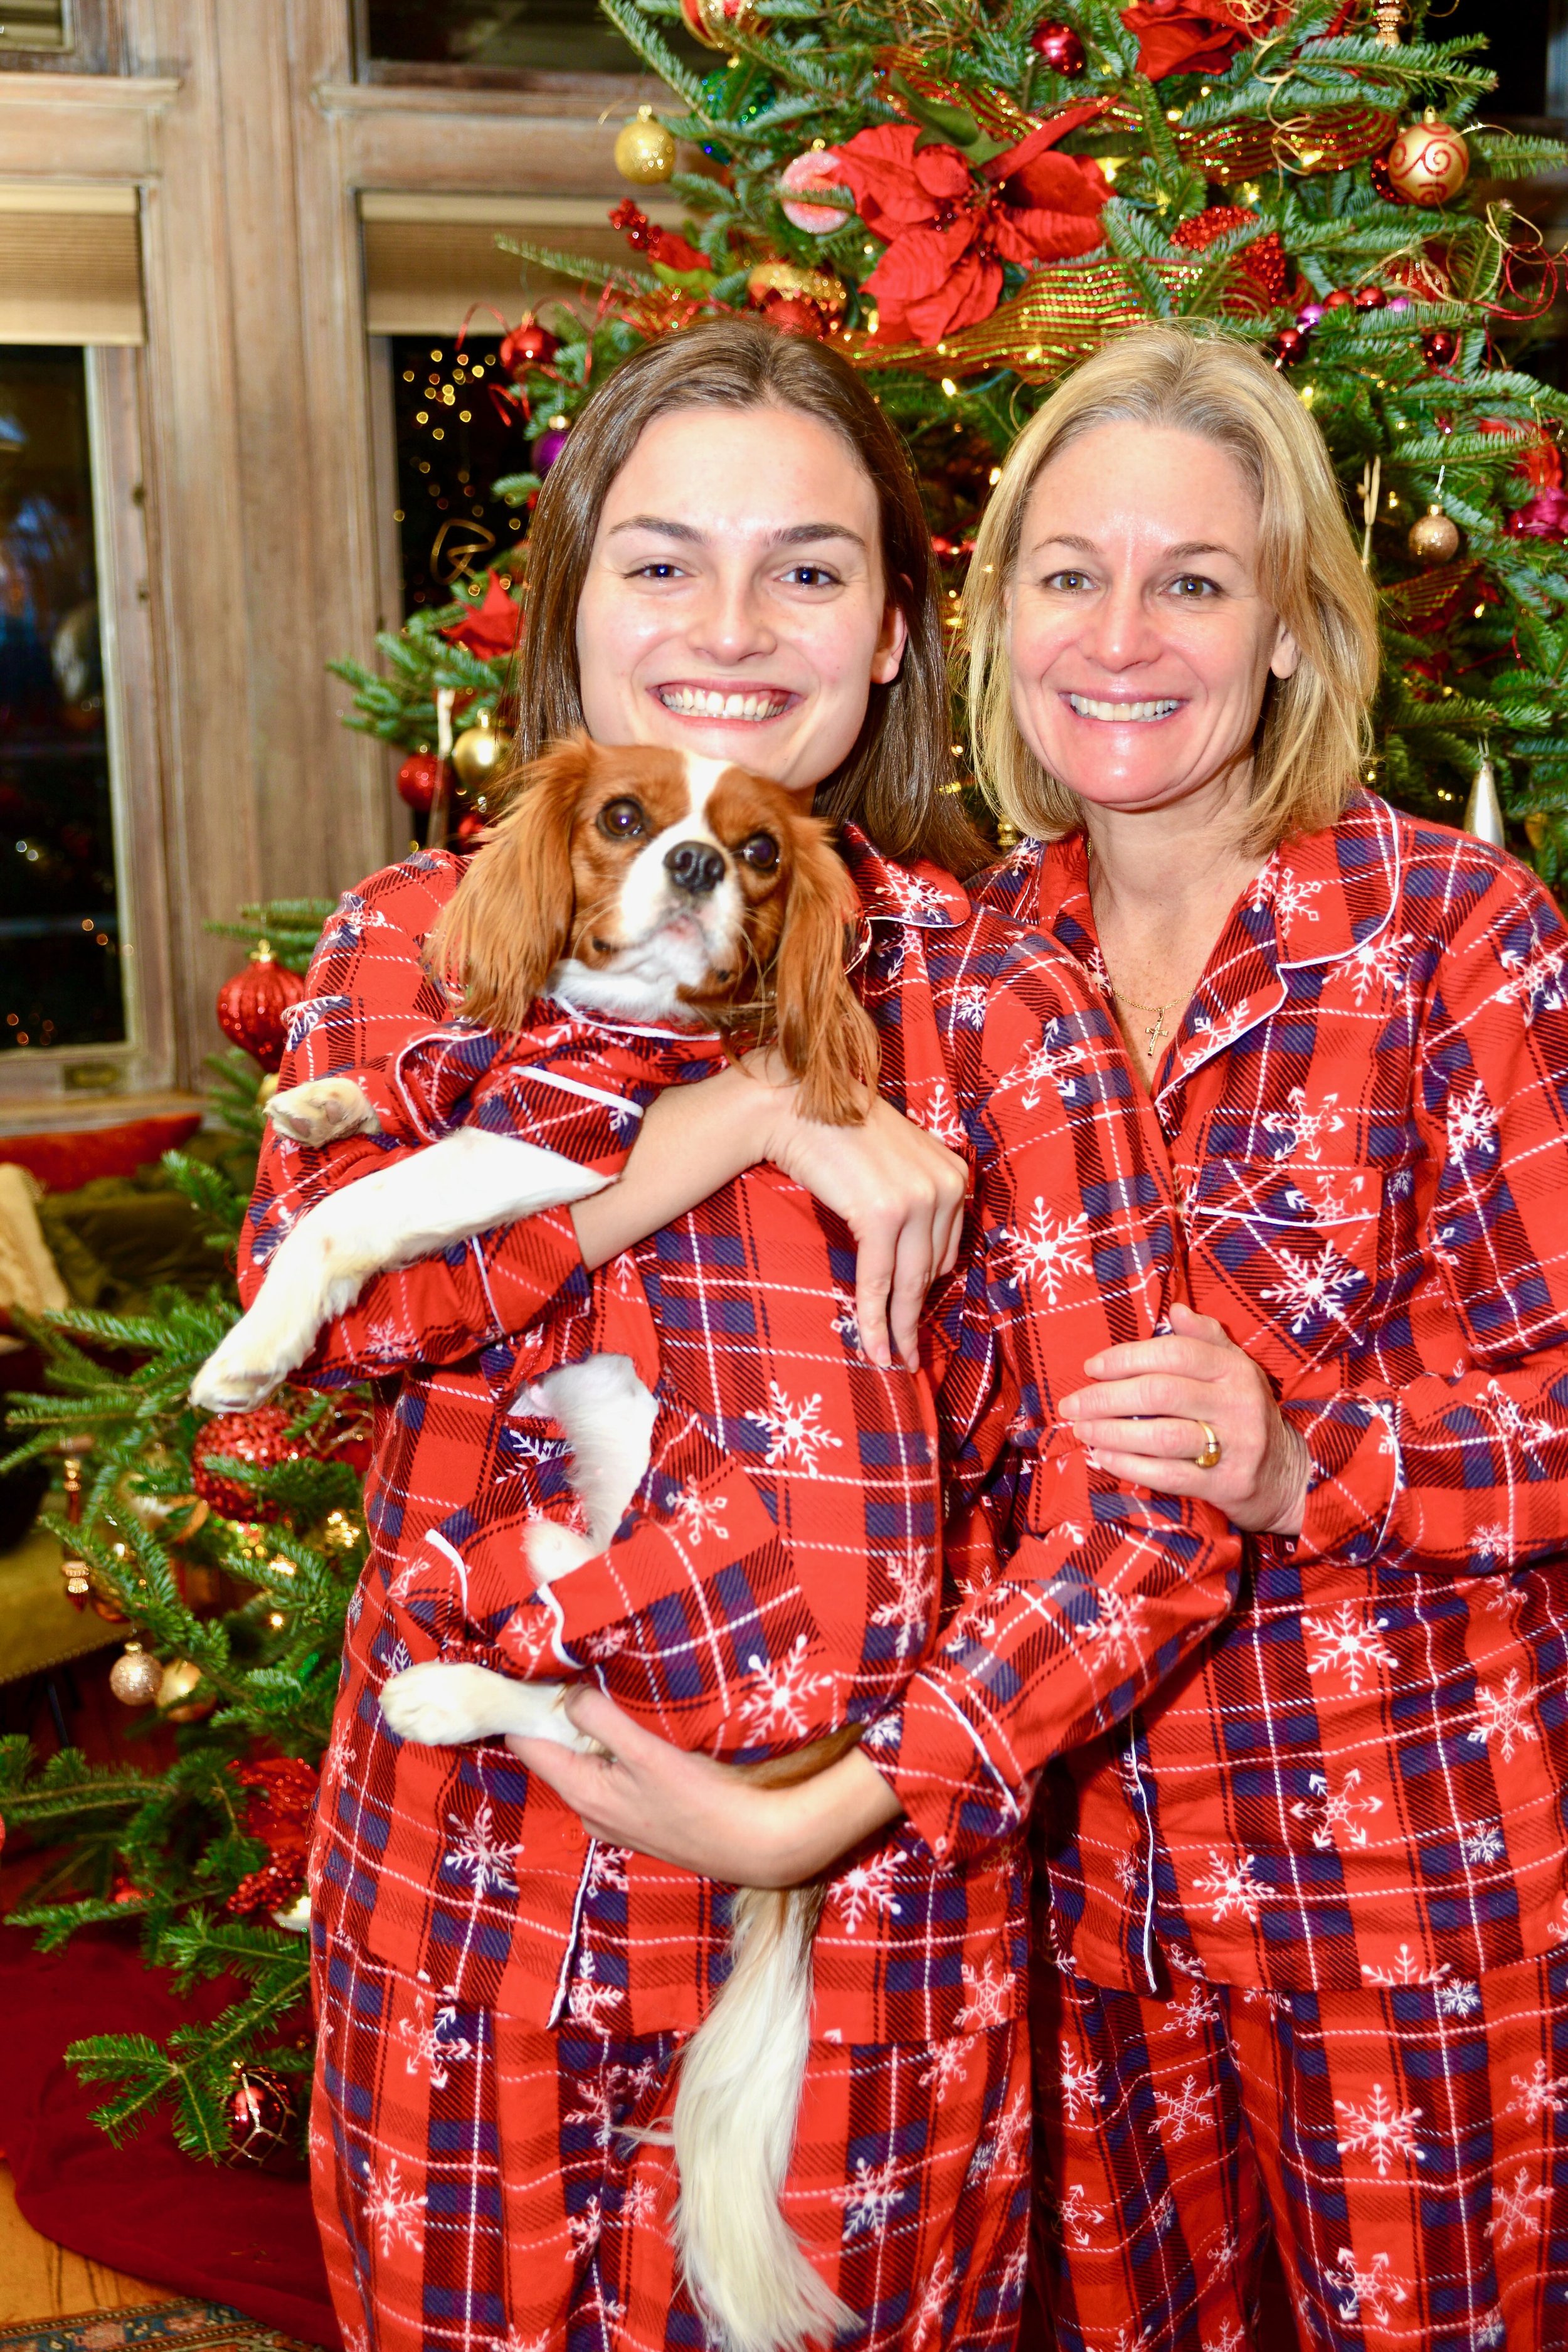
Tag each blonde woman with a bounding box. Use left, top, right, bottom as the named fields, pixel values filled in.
left=964, top=323, right=1568, bottom=2349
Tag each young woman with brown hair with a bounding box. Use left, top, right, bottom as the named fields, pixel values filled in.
left=246, top=316, right=1237, bottom=2352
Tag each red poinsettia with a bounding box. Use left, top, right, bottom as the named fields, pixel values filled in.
left=835, top=107, right=1110, bottom=347
left=440, top=569, right=523, bottom=660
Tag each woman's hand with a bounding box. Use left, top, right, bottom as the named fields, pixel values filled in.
left=1057, top=1301, right=1310, bottom=1535
left=571, top=1056, right=968, bottom=1375
left=508, top=1685, right=904, bottom=1887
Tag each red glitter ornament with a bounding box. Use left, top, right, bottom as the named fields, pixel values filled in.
left=215, top=946, right=309, bottom=1075
left=226, top=2063, right=295, bottom=2166
left=226, top=1757, right=318, bottom=1919
left=1029, top=19, right=1086, bottom=72
left=1170, top=206, right=1287, bottom=310
left=191, top=1406, right=304, bottom=1522
left=396, top=751, right=443, bottom=814
left=499, top=316, right=559, bottom=378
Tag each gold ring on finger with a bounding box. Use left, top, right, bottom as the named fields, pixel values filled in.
left=1194, top=1421, right=1222, bottom=1470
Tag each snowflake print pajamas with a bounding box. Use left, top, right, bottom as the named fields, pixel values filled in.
left=983, top=797, right=1568, bottom=2348
left=244, top=829, right=1238, bottom=2350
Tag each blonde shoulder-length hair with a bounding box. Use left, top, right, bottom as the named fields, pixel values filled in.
left=963, top=324, right=1380, bottom=852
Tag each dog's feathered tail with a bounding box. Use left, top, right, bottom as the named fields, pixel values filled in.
left=672, top=1882, right=854, bottom=2352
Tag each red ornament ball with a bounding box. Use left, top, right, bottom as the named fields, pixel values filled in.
left=1352, top=283, right=1386, bottom=310
left=1323, top=289, right=1353, bottom=310
left=192, top=1407, right=303, bottom=1523
left=396, top=751, right=443, bottom=814
left=1383, top=118, right=1469, bottom=209
left=1029, top=19, right=1086, bottom=73
left=1421, top=327, right=1459, bottom=369
left=1266, top=327, right=1308, bottom=369
left=226, top=2063, right=295, bottom=2166
left=216, top=947, right=308, bottom=1075
left=499, top=317, right=559, bottom=378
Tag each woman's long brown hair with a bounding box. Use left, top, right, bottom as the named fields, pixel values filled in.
left=508, top=315, right=980, bottom=879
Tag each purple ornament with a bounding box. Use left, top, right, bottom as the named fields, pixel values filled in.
left=1295, top=301, right=1324, bottom=331
left=1388, top=295, right=1411, bottom=312
left=532, top=423, right=570, bottom=474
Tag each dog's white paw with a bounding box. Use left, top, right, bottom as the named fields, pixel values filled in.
left=524, top=1519, right=597, bottom=1587
left=380, top=1660, right=513, bottom=1745
left=189, top=1332, right=285, bottom=1412
left=268, top=1078, right=379, bottom=1147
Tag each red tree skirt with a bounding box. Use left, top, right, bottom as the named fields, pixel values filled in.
left=0, top=1920, right=338, bottom=2348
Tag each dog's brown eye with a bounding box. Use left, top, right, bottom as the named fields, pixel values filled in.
left=739, top=833, right=779, bottom=871
left=598, top=799, right=646, bottom=840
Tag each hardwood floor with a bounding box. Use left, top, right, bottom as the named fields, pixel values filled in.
left=0, top=2160, right=174, bottom=2324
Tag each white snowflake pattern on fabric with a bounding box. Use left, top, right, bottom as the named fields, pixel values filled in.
left=498, top=1606, right=557, bottom=1672
left=1055, top=2040, right=1103, bottom=2126
left=1470, top=2307, right=1505, bottom=2350
left=583, top=1843, right=630, bottom=1899
left=488, top=2330, right=548, bottom=2352
left=1193, top=1850, right=1268, bottom=1926
left=869, top=1549, right=936, bottom=1658
left=945, top=980, right=991, bottom=1030
left=999, top=1025, right=1086, bottom=1111
left=739, top=1634, right=834, bottom=1740
left=1202, top=2224, right=1239, bottom=2283
left=1507, top=2058, right=1568, bottom=2122
left=911, top=1079, right=967, bottom=1149
left=1151, top=2188, right=1177, bottom=2238
left=364, top=2159, right=425, bottom=2255
left=1168, top=1982, right=1219, bottom=2040
left=1487, top=2167, right=1550, bottom=2249
left=1499, top=936, right=1568, bottom=1022
left=1261, top=1085, right=1346, bottom=1165
left=999, top=1200, right=1093, bottom=1304
left=395, top=1993, right=475, bottom=2089
left=1434, top=1978, right=1483, bottom=2018
left=1323, top=2248, right=1409, bottom=2326
left=1303, top=1601, right=1397, bottom=1693
left=955, top=1956, right=1010, bottom=2032
left=747, top=1385, right=844, bottom=1475
left=1347, top=928, right=1414, bottom=1004
left=564, top=1950, right=624, bottom=2033
left=833, top=2158, right=909, bottom=2240
left=322, top=1719, right=357, bottom=1790
left=1289, top=1767, right=1383, bottom=1851
left=830, top=1290, right=862, bottom=1353
left=910, top=2252, right=954, bottom=2348
left=622, top=2178, right=659, bottom=2227
left=1446, top=1079, right=1499, bottom=1164
left=1259, top=1242, right=1361, bottom=1335
left=565, top=2077, right=623, bottom=2152
left=1333, top=2084, right=1425, bottom=2175
left=1052, top=2181, right=1108, bottom=2248
left=1083, top=1587, right=1150, bottom=1669
left=918, top=2037, right=971, bottom=2095
left=566, top=2195, right=605, bottom=2255
left=1360, top=1944, right=1449, bottom=1989
left=829, top=1846, right=904, bottom=1932
left=666, top=1485, right=728, bottom=1545
left=1249, top=859, right=1325, bottom=928
left=1468, top=1669, right=1540, bottom=1765
left=442, top=1801, right=519, bottom=1898
left=1202, top=2323, right=1247, bottom=2352
left=1480, top=1382, right=1555, bottom=1471
left=1153, top=2073, right=1217, bottom=2144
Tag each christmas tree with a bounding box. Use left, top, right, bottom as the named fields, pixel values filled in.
left=340, top=0, right=1568, bottom=872
left=0, top=904, right=369, bottom=2164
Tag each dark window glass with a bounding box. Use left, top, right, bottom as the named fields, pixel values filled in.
left=391, top=334, right=535, bottom=614
left=364, top=0, right=704, bottom=77
left=1440, top=0, right=1549, bottom=117
left=0, top=348, right=123, bottom=1052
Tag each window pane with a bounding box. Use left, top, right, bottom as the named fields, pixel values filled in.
left=0, top=347, right=123, bottom=1052
left=392, top=334, right=531, bottom=615
left=364, top=0, right=703, bottom=77
left=0, top=0, right=66, bottom=53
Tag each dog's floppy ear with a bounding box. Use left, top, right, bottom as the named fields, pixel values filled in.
left=425, top=733, right=591, bottom=1029
left=770, top=818, right=879, bottom=1126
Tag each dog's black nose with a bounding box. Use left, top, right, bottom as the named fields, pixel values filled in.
left=665, top=841, right=726, bottom=898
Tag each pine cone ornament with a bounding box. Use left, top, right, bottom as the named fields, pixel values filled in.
left=191, top=1407, right=303, bottom=1522
left=215, top=944, right=308, bottom=1074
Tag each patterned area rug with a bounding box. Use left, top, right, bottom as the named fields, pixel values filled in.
left=0, top=2306, right=314, bottom=2352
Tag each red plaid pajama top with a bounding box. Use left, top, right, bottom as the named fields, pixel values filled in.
left=241, top=829, right=1239, bottom=2045
left=979, top=793, right=1568, bottom=1996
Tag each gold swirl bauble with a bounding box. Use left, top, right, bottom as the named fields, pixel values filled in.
left=1384, top=117, right=1469, bottom=208
left=613, top=112, right=676, bottom=185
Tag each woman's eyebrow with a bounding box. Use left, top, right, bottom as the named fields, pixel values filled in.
left=604, top=516, right=867, bottom=549
left=1026, top=531, right=1240, bottom=563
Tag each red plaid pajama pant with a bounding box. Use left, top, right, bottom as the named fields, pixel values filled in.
left=1031, top=1949, right=1568, bottom=2351
left=311, top=1925, right=1031, bottom=2352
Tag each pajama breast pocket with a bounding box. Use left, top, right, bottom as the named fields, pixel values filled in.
left=1184, top=1155, right=1389, bottom=1375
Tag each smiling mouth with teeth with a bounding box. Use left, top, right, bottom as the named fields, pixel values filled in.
left=1065, top=692, right=1182, bottom=723
left=657, top=685, right=794, bottom=722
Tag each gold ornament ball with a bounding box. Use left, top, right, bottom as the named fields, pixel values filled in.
left=679, top=0, right=758, bottom=47
left=450, top=712, right=512, bottom=794
left=1384, top=117, right=1469, bottom=208
left=157, top=1658, right=215, bottom=1722
left=614, top=112, right=676, bottom=185
left=1407, top=504, right=1461, bottom=564
left=109, top=1643, right=164, bottom=1707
